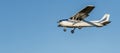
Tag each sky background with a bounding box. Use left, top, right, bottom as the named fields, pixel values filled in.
left=0, top=0, right=120, bottom=53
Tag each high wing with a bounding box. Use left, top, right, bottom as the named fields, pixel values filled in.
left=70, top=5, right=95, bottom=20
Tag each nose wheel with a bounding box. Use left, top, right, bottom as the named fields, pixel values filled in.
left=63, top=29, right=66, bottom=32
left=63, top=27, right=67, bottom=32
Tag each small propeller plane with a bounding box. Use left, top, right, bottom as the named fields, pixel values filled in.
left=58, top=5, right=111, bottom=34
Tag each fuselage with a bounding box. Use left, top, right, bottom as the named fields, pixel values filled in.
left=58, top=19, right=103, bottom=28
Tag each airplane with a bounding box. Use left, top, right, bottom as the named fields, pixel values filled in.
left=57, top=5, right=111, bottom=34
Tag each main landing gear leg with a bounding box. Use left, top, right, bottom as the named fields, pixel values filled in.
left=71, top=28, right=76, bottom=34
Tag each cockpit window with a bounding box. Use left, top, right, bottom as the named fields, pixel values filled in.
left=58, top=19, right=68, bottom=23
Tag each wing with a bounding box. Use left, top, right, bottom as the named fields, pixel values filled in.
left=70, top=5, right=95, bottom=20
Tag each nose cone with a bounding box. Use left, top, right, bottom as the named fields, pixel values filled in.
left=58, top=19, right=69, bottom=27
left=58, top=21, right=63, bottom=27
left=57, top=20, right=62, bottom=23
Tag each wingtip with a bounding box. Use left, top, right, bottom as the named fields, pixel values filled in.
left=88, top=5, right=95, bottom=7
left=105, top=13, right=110, bottom=15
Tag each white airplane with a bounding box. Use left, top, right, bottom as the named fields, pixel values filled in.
left=57, top=5, right=111, bottom=34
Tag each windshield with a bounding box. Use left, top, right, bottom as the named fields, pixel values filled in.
left=58, top=19, right=68, bottom=23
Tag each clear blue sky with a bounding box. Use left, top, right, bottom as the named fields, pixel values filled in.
left=0, top=0, right=120, bottom=53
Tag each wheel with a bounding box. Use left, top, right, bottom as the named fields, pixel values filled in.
left=63, top=29, right=66, bottom=32
left=71, top=30, right=74, bottom=34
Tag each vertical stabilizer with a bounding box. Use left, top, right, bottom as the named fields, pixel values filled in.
left=99, top=14, right=111, bottom=25
left=100, top=14, right=110, bottom=22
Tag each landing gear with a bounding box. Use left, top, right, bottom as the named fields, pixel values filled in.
left=71, top=30, right=74, bottom=34
left=63, top=27, right=67, bottom=32
left=63, top=29, right=66, bottom=32
left=71, top=28, right=76, bottom=34
left=62, top=27, right=76, bottom=34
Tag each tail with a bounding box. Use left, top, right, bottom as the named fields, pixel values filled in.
left=99, top=14, right=111, bottom=25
